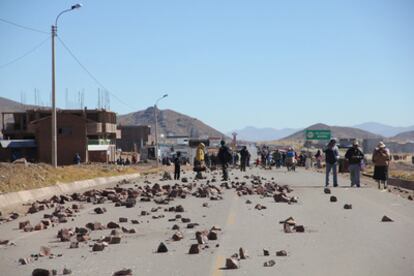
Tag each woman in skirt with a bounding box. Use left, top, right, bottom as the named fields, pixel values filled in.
left=372, top=142, right=391, bottom=189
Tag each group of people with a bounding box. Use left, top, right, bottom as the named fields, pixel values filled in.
left=324, top=139, right=390, bottom=189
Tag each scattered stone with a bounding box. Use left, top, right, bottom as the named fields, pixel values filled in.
left=113, top=269, right=133, bottom=276
left=92, top=243, right=105, bottom=252
left=32, top=268, right=52, bottom=276
left=196, top=231, right=208, bottom=244
left=172, top=231, right=184, bottom=241
left=157, top=242, right=168, bottom=253
left=294, top=225, right=305, bottom=233
left=172, top=224, right=180, bottom=230
left=131, top=220, right=140, bottom=225
left=330, top=196, right=337, bottom=202
left=225, top=257, right=239, bottom=269
left=239, top=248, right=248, bottom=259
left=119, top=217, right=128, bottom=223
left=94, top=207, right=107, bottom=214
left=181, top=177, right=189, bottom=183
left=254, top=204, right=267, bottom=210
left=39, top=246, right=51, bottom=257
left=276, top=250, right=287, bottom=257
left=245, top=200, right=252, bottom=204
left=0, top=240, right=9, bottom=245
left=263, top=260, right=276, bottom=267
left=107, top=222, right=120, bottom=229
left=69, top=242, right=79, bottom=249
left=175, top=205, right=184, bottom=212
left=19, top=220, right=31, bottom=230
left=344, top=204, right=352, bottom=210
left=263, top=249, right=270, bottom=256
left=408, top=195, right=413, bottom=201
left=86, top=222, right=105, bottom=231
left=181, top=218, right=191, bottom=223
left=62, top=268, right=72, bottom=275
left=324, top=187, right=331, bottom=194
left=109, top=236, right=122, bottom=245
left=188, top=244, right=200, bottom=254
left=207, top=230, right=218, bottom=240
left=381, top=215, right=393, bottom=222
left=19, top=257, right=33, bottom=265
left=202, top=202, right=209, bottom=208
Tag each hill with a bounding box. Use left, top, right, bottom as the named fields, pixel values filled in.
left=118, top=107, right=226, bottom=138
left=229, top=126, right=300, bottom=142
left=392, top=130, right=414, bottom=141
left=279, top=123, right=383, bottom=141
left=353, top=122, right=414, bottom=137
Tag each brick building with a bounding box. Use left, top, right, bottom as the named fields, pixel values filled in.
left=116, top=125, right=152, bottom=154
left=1, top=109, right=119, bottom=165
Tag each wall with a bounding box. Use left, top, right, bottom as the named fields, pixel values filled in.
left=35, top=113, right=87, bottom=165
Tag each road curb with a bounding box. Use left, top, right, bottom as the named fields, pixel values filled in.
left=362, top=173, right=414, bottom=190
left=0, top=173, right=140, bottom=211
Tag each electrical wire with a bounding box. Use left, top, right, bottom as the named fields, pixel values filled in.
left=0, top=36, right=50, bottom=69
left=57, top=35, right=139, bottom=111
left=0, top=17, right=48, bottom=34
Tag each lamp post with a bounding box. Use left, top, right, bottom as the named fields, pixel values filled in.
left=154, top=94, right=168, bottom=167
left=51, top=4, right=82, bottom=168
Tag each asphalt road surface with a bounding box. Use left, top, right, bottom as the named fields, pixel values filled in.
left=0, top=167, right=413, bottom=276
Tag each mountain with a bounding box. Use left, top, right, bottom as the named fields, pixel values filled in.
left=118, top=107, right=226, bottom=138
left=280, top=123, right=383, bottom=141
left=353, top=122, right=414, bottom=138
left=229, top=126, right=300, bottom=142
left=392, top=130, right=414, bottom=141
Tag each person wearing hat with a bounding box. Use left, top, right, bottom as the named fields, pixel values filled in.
left=372, top=141, right=390, bottom=189
left=345, top=141, right=365, bottom=187
left=218, top=140, right=232, bottom=180
left=324, top=138, right=340, bottom=187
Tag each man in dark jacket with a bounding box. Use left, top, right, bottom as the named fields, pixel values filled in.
left=345, top=141, right=364, bottom=187
left=218, top=140, right=232, bottom=180
left=324, top=139, right=340, bottom=187
left=239, top=146, right=249, bottom=172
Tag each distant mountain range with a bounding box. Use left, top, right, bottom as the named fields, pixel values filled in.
left=279, top=123, right=382, bottom=141
left=353, top=122, right=414, bottom=138
left=392, top=130, right=414, bottom=141
left=118, top=107, right=226, bottom=138
left=228, top=126, right=300, bottom=142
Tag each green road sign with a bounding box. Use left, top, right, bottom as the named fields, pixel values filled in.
left=305, top=130, right=331, bottom=140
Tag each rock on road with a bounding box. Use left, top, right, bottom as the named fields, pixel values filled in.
left=0, top=167, right=413, bottom=276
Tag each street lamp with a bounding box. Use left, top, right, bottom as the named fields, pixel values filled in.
left=51, top=4, right=82, bottom=167
left=154, top=94, right=168, bottom=167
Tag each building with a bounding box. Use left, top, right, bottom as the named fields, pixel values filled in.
left=1, top=109, right=119, bottom=165
left=116, top=125, right=152, bottom=154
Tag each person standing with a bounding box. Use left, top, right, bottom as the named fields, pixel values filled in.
left=218, top=140, right=232, bottom=181
left=372, top=142, right=391, bottom=189
left=194, top=143, right=206, bottom=179
left=174, top=151, right=181, bottom=180
left=324, top=139, right=340, bottom=187
left=345, top=141, right=364, bottom=187
left=315, top=149, right=322, bottom=168
left=239, top=146, right=249, bottom=172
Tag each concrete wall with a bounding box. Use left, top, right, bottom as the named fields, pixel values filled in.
left=116, top=125, right=151, bottom=153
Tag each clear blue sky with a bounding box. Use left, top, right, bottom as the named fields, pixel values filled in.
left=1, top=0, right=413, bottom=132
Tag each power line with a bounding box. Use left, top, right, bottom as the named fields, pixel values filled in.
left=57, top=35, right=139, bottom=111
left=0, top=36, right=50, bottom=69
left=0, top=17, right=48, bottom=34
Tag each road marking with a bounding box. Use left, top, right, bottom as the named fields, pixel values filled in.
left=211, top=255, right=225, bottom=276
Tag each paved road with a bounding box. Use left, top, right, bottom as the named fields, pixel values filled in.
left=0, top=167, right=413, bottom=276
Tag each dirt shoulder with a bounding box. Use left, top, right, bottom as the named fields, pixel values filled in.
left=0, top=162, right=164, bottom=194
